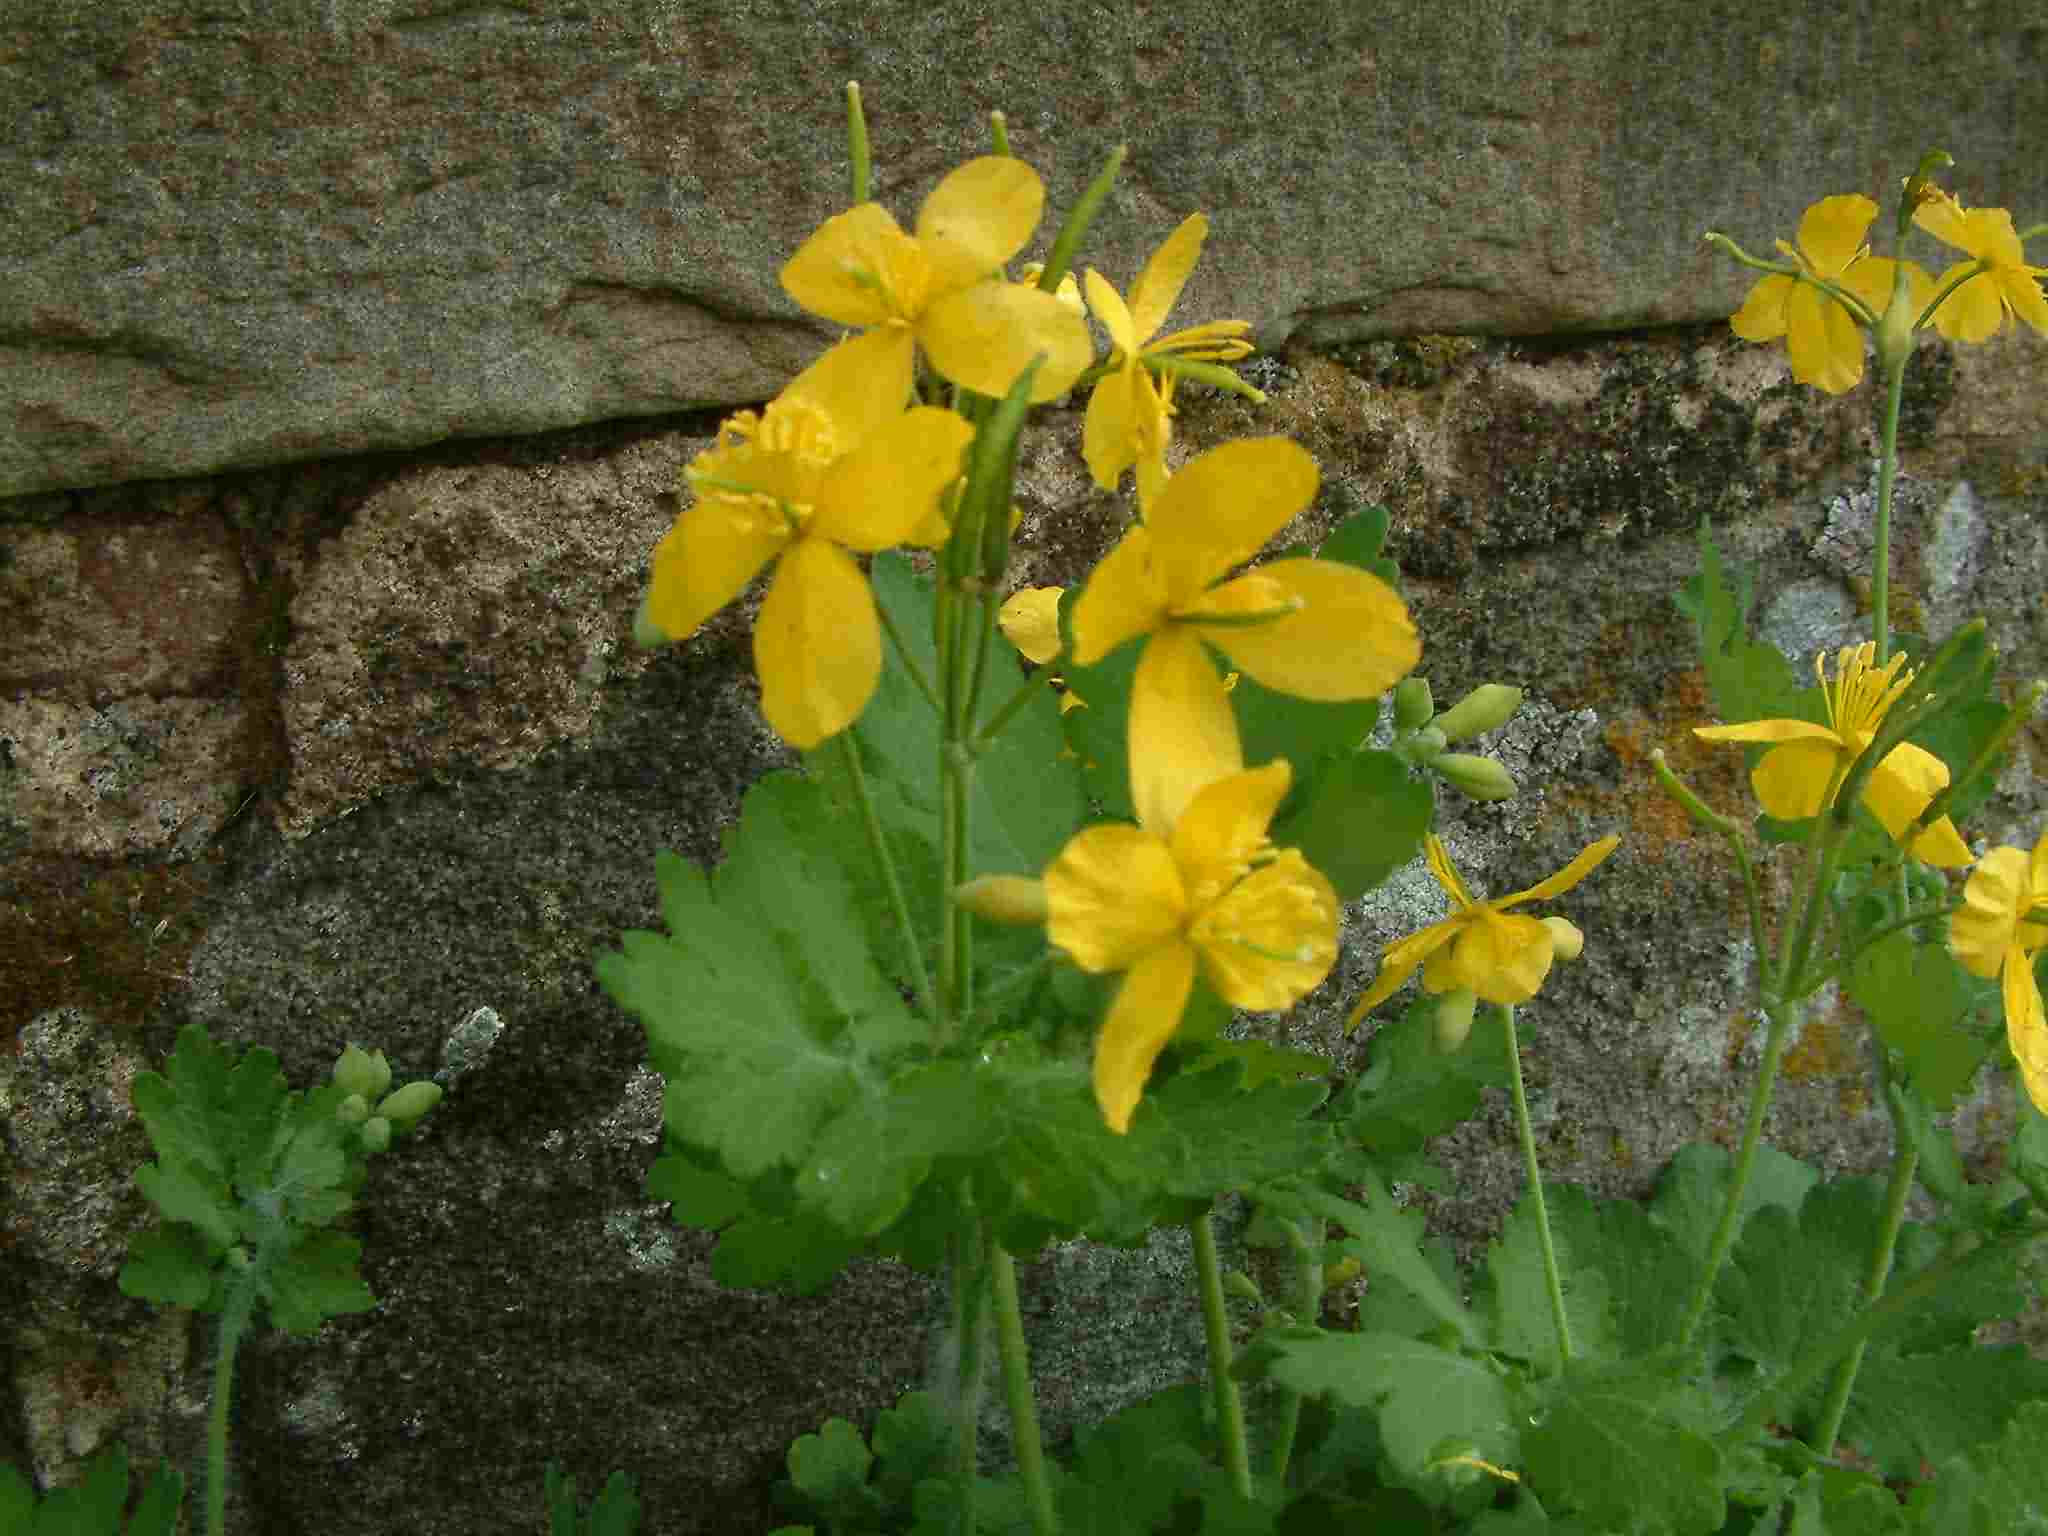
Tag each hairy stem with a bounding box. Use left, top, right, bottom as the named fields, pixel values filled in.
left=989, top=1244, right=1057, bottom=1535
left=1192, top=1209, right=1254, bottom=1498
left=1266, top=1215, right=1322, bottom=1489
left=1501, top=1004, right=1573, bottom=1368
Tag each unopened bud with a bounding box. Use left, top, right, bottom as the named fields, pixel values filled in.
left=359, top=1117, right=392, bottom=1154
left=1433, top=989, right=1477, bottom=1052
left=335, top=1092, right=371, bottom=1125
left=1435, top=685, right=1522, bottom=742
left=1541, top=917, right=1585, bottom=963
left=375, top=1081, right=444, bottom=1129
left=1434, top=753, right=1518, bottom=801
left=955, top=875, right=1049, bottom=926
left=1393, top=677, right=1436, bottom=732
left=332, top=1045, right=391, bottom=1102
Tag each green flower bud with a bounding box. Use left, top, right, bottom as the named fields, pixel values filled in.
left=955, top=875, right=1050, bottom=926
left=358, top=1117, right=393, bottom=1155
left=375, top=1080, right=444, bottom=1129
left=335, top=1092, right=371, bottom=1125
left=1434, top=684, right=1522, bottom=742
left=1434, top=753, right=1518, bottom=801
left=1405, top=726, right=1449, bottom=762
left=1392, top=676, right=1435, bottom=733
left=1541, top=916, right=1586, bottom=963
left=1433, top=989, right=1477, bottom=1053
left=332, top=1045, right=391, bottom=1102
left=1222, top=1271, right=1264, bottom=1306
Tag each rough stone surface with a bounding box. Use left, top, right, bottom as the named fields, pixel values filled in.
left=3, top=0, right=2044, bottom=494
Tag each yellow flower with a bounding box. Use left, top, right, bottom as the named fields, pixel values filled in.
left=1950, top=830, right=2048, bottom=1115
left=1081, top=214, right=1253, bottom=510
left=639, top=343, right=974, bottom=749
left=1045, top=760, right=1339, bottom=1132
left=1346, top=834, right=1619, bottom=1028
left=997, top=586, right=1066, bottom=665
left=1692, top=642, right=1971, bottom=867
left=1070, top=437, right=1420, bottom=832
left=1912, top=190, right=2048, bottom=343
left=779, top=156, right=1093, bottom=404
left=1730, top=195, right=1931, bottom=394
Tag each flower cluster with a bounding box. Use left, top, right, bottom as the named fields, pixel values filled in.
left=1724, top=185, right=2046, bottom=394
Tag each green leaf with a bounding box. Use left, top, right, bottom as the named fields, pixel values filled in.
left=133, top=1161, right=237, bottom=1255
left=1649, top=1141, right=1818, bottom=1268
left=127, top=1455, right=188, bottom=1536
left=1478, top=1184, right=1618, bottom=1373
left=1717, top=1181, right=1877, bottom=1401
left=0, top=1462, right=28, bottom=1533
left=710, top=1210, right=864, bottom=1296
left=645, top=1150, right=749, bottom=1230
left=264, top=1228, right=376, bottom=1336
left=1242, top=1327, right=1518, bottom=1489
left=1520, top=1363, right=1726, bottom=1535
left=1906, top=1398, right=2048, bottom=1534
left=1060, top=1383, right=1209, bottom=1536
left=1336, top=996, right=1510, bottom=1159
left=783, top=1418, right=877, bottom=1530
left=1313, top=1185, right=1479, bottom=1349
left=1270, top=748, right=1432, bottom=903
left=118, top=1224, right=221, bottom=1310
left=1837, top=1346, right=2048, bottom=1483
left=1675, top=518, right=1800, bottom=728
left=870, top=1391, right=951, bottom=1509
left=1845, top=931, right=1990, bottom=1110
left=1316, top=499, right=1400, bottom=587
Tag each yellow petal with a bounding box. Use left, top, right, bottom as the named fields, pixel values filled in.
left=1427, top=910, right=1556, bottom=1004
left=1859, top=741, right=1968, bottom=866
left=918, top=283, right=1093, bottom=400
left=1694, top=718, right=1839, bottom=745
left=1497, top=835, right=1621, bottom=909
left=1083, top=363, right=1140, bottom=491
left=915, top=156, right=1045, bottom=291
left=1730, top=274, right=1793, bottom=342
left=2004, top=947, right=2048, bottom=1117
left=643, top=501, right=788, bottom=641
left=1954, top=847, right=2035, bottom=976
left=1083, top=269, right=1142, bottom=360
left=785, top=327, right=916, bottom=441
left=1146, top=438, right=1320, bottom=602
left=998, top=586, right=1066, bottom=665
left=754, top=539, right=880, bottom=749
left=780, top=202, right=923, bottom=327
left=1750, top=737, right=1846, bottom=821
left=812, top=406, right=974, bottom=550
left=1071, top=525, right=1170, bottom=666
left=1093, top=940, right=1197, bottom=1134
left=1993, top=264, right=2048, bottom=336
left=1795, top=195, right=1878, bottom=277
left=1912, top=189, right=1975, bottom=255
left=1205, top=559, right=1420, bottom=701
left=1784, top=279, right=1866, bottom=394
left=1193, top=851, right=1337, bottom=1010
left=1930, top=266, right=2006, bottom=343
left=1129, top=626, right=1244, bottom=835
left=1347, top=919, right=1464, bottom=1028
left=1170, top=761, right=1292, bottom=895
left=1839, top=258, right=1931, bottom=327
left=1128, top=213, right=1208, bottom=343
left=1045, top=824, right=1187, bottom=972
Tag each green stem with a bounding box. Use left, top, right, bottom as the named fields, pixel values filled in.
left=989, top=1245, right=1057, bottom=1536
left=973, top=665, right=1053, bottom=754
left=1266, top=1216, right=1322, bottom=1489
left=877, top=590, right=943, bottom=719
left=1500, top=1005, right=1573, bottom=1368
left=1676, top=995, right=1802, bottom=1353
left=206, top=1267, right=261, bottom=1536
left=949, top=1210, right=988, bottom=1536
left=837, top=732, right=936, bottom=1027
left=1812, top=1056, right=1920, bottom=1455
left=1870, top=349, right=1908, bottom=665
left=1191, top=1210, right=1254, bottom=1498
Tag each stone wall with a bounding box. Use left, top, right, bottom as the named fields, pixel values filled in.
left=3, top=3, right=2046, bottom=1532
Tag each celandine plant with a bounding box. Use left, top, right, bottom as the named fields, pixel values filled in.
left=595, top=93, right=2048, bottom=1534
left=44, top=99, right=2048, bottom=1535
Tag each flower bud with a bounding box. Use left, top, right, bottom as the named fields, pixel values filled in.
left=335, top=1092, right=371, bottom=1125
left=375, top=1080, right=444, bottom=1129
left=1222, top=1271, right=1263, bottom=1306
left=358, top=1117, right=392, bottom=1155
left=1433, top=753, right=1518, bottom=801
left=1433, top=989, right=1477, bottom=1052
left=332, top=1045, right=391, bottom=1102
left=1434, top=685, right=1522, bottom=742
left=1541, top=916, right=1586, bottom=963
left=1393, top=677, right=1435, bottom=733
left=955, top=875, right=1050, bottom=926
